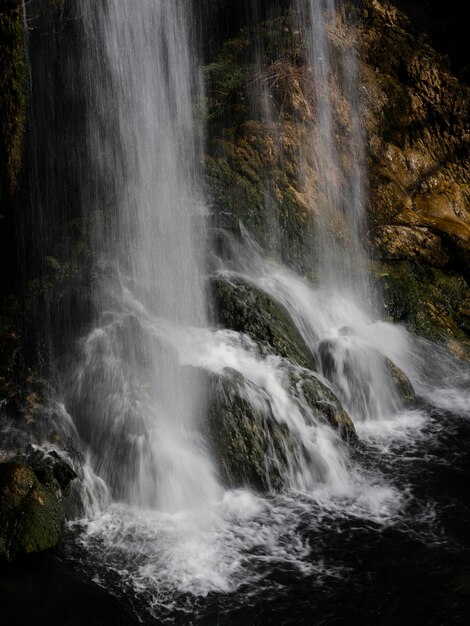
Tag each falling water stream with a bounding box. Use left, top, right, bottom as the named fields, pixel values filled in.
left=68, top=0, right=220, bottom=512
left=1, top=1, right=470, bottom=624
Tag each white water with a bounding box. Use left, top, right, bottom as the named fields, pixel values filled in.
left=213, top=232, right=405, bottom=422
left=68, top=0, right=220, bottom=511
left=69, top=267, right=430, bottom=603
left=71, top=230, right=470, bottom=606
left=294, top=0, right=370, bottom=302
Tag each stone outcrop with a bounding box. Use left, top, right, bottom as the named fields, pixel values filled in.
left=206, top=364, right=355, bottom=491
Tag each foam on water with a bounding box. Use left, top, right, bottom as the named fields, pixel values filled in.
left=74, top=477, right=405, bottom=611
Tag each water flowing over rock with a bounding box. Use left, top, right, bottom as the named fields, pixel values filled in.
left=211, top=276, right=316, bottom=369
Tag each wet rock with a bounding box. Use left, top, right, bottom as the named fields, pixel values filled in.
left=318, top=336, right=417, bottom=412
left=204, top=1, right=470, bottom=347
left=206, top=363, right=355, bottom=491
left=211, top=276, right=316, bottom=370
left=0, top=461, right=64, bottom=560
left=359, top=0, right=470, bottom=340
left=385, top=359, right=416, bottom=408
left=206, top=369, right=295, bottom=490
left=380, top=260, right=470, bottom=344
left=26, top=447, right=77, bottom=493
left=375, top=225, right=450, bottom=267
left=294, top=369, right=356, bottom=442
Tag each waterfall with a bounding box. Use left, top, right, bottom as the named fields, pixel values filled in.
left=3, top=2, right=470, bottom=622
left=296, top=0, right=370, bottom=303
left=3, top=3, right=468, bottom=621
left=281, top=0, right=403, bottom=421
left=206, top=1, right=404, bottom=423
left=67, top=0, right=402, bottom=512
left=68, top=0, right=220, bottom=511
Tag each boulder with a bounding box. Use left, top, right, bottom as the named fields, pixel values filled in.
left=318, top=336, right=417, bottom=412
left=206, top=369, right=296, bottom=490
left=211, top=276, right=316, bottom=370
left=0, top=461, right=63, bottom=560
left=385, top=359, right=416, bottom=408
left=206, top=365, right=355, bottom=491
left=293, top=369, right=356, bottom=442
left=0, top=448, right=78, bottom=559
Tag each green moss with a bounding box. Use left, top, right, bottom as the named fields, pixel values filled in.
left=211, top=276, right=316, bottom=370
left=205, top=16, right=301, bottom=126
left=206, top=368, right=314, bottom=491
left=379, top=260, right=470, bottom=342
left=204, top=14, right=319, bottom=274
left=206, top=364, right=355, bottom=491
left=294, top=370, right=356, bottom=442
left=278, top=189, right=316, bottom=273
left=207, top=373, right=291, bottom=490
left=0, top=462, right=64, bottom=560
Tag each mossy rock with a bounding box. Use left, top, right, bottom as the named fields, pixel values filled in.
left=379, top=260, right=470, bottom=344
left=211, top=275, right=316, bottom=370
left=204, top=16, right=318, bottom=275
left=385, top=358, right=416, bottom=408
left=205, top=363, right=355, bottom=491
left=207, top=370, right=294, bottom=490
left=207, top=367, right=321, bottom=491
left=26, top=447, right=77, bottom=494
left=291, top=369, right=357, bottom=442
left=0, top=461, right=64, bottom=560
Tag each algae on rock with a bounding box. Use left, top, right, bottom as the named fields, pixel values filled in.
left=206, top=364, right=355, bottom=491
left=211, top=275, right=316, bottom=369
left=0, top=461, right=62, bottom=559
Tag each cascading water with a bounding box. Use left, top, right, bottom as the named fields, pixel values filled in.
left=68, top=0, right=220, bottom=511
left=293, top=0, right=394, bottom=420
left=67, top=0, right=431, bottom=590
left=297, top=0, right=370, bottom=301
left=219, top=0, right=405, bottom=423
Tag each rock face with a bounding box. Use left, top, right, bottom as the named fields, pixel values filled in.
left=358, top=0, right=470, bottom=349
left=204, top=0, right=470, bottom=352
left=0, top=0, right=26, bottom=200
left=0, top=462, right=62, bottom=559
